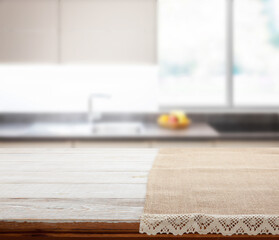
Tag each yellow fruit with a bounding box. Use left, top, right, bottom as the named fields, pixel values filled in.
left=170, top=111, right=190, bottom=124
left=157, top=112, right=191, bottom=129
left=171, top=110, right=184, bottom=116
left=180, top=117, right=190, bottom=125
left=158, top=114, right=169, bottom=125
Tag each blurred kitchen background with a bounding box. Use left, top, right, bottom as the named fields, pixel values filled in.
left=0, top=0, right=279, bottom=148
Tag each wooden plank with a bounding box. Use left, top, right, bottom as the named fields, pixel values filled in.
left=0, top=148, right=157, bottom=154
left=0, top=161, right=152, bottom=172
left=0, top=222, right=277, bottom=239
left=0, top=198, right=144, bottom=221
left=0, top=149, right=156, bottom=173
left=0, top=172, right=148, bottom=184
left=0, top=234, right=278, bottom=240
left=215, top=141, right=279, bottom=147
left=0, top=234, right=277, bottom=240
left=0, top=221, right=139, bottom=233
left=0, top=141, right=72, bottom=148
left=73, top=141, right=151, bottom=148
left=0, top=153, right=157, bottom=162
left=0, top=184, right=146, bottom=199
left=150, top=140, right=215, bottom=148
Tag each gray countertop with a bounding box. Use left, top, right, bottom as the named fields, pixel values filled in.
left=0, top=121, right=279, bottom=140
left=0, top=122, right=219, bottom=140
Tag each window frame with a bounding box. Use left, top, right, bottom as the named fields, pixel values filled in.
left=158, top=0, right=279, bottom=113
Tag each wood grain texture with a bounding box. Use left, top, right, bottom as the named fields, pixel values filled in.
left=0, top=183, right=146, bottom=199
left=0, top=172, right=148, bottom=184
left=73, top=141, right=151, bottom=148
left=1, top=221, right=278, bottom=239
left=0, top=148, right=157, bottom=153
left=0, top=148, right=277, bottom=239
left=215, top=141, right=279, bottom=147
left=0, top=198, right=144, bottom=221
left=0, top=149, right=155, bottom=223
left=0, top=141, right=72, bottom=148
left=150, top=140, right=215, bottom=148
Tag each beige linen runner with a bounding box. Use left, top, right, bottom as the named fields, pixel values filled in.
left=140, top=148, right=279, bottom=236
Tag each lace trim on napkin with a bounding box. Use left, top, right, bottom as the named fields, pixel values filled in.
left=140, top=214, right=279, bottom=236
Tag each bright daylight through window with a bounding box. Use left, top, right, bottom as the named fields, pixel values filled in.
left=159, top=0, right=279, bottom=109
left=234, top=0, right=279, bottom=106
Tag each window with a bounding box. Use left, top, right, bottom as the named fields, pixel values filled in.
left=159, top=0, right=279, bottom=110
left=234, top=0, right=279, bottom=106
left=159, top=0, right=226, bottom=107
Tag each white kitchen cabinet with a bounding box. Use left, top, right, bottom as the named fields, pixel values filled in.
left=0, top=0, right=156, bottom=64
left=60, top=0, right=156, bottom=64
left=0, top=0, right=58, bottom=63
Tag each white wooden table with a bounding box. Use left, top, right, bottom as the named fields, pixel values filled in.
left=0, top=148, right=276, bottom=240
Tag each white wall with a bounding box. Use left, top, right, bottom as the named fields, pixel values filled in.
left=0, top=0, right=157, bottom=64
left=0, top=65, right=158, bottom=112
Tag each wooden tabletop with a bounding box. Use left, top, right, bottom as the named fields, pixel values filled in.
left=0, top=148, right=277, bottom=239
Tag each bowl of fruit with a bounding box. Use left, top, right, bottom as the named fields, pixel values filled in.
left=157, top=111, right=191, bottom=129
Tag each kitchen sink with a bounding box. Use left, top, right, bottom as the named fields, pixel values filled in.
left=17, top=122, right=145, bottom=137
left=92, top=122, right=144, bottom=135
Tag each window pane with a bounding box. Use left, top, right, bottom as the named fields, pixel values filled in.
left=159, top=0, right=226, bottom=106
left=234, top=0, right=279, bottom=106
